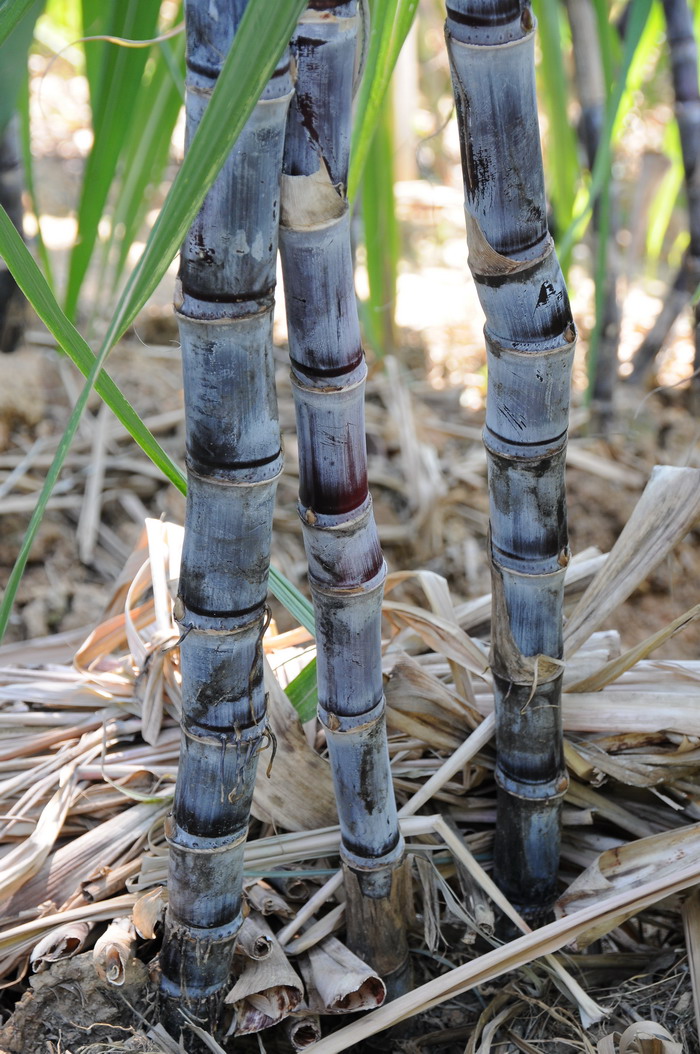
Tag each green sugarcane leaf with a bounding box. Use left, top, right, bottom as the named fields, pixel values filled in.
left=559, top=0, right=653, bottom=259
left=0, top=0, right=310, bottom=642
left=64, top=0, right=162, bottom=320
left=349, top=0, right=418, bottom=201
left=361, top=90, right=399, bottom=356
left=285, top=658, right=318, bottom=724
left=0, top=0, right=40, bottom=49
left=269, top=570, right=315, bottom=636
left=18, top=81, right=54, bottom=286
left=0, top=211, right=185, bottom=494
left=0, top=206, right=313, bottom=641
left=0, top=0, right=43, bottom=132
left=533, top=0, right=580, bottom=272
left=102, top=0, right=307, bottom=351
left=101, top=27, right=185, bottom=300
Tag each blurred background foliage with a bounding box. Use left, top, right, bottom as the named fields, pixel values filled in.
left=7, top=0, right=699, bottom=380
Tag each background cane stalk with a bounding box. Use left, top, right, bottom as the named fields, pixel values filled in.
left=279, top=0, right=411, bottom=989
left=446, top=0, right=575, bottom=920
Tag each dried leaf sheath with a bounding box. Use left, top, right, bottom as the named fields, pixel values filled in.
left=279, top=1, right=409, bottom=980
left=446, top=1, right=575, bottom=917
left=158, top=0, right=293, bottom=1035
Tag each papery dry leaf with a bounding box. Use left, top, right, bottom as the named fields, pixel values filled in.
left=236, top=913, right=274, bottom=961
left=557, top=823, right=700, bottom=947
left=568, top=604, right=700, bottom=693
left=30, top=921, right=92, bottom=972
left=0, top=764, right=77, bottom=902
left=305, top=936, right=385, bottom=1013
left=596, top=1021, right=683, bottom=1054
left=93, top=916, right=137, bottom=985
left=225, top=926, right=303, bottom=1036
left=383, top=601, right=489, bottom=677
left=565, top=466, right=700, bottom=656
left=252, top=661, right=336, bottom=832
left=132, top=885, right=166, bottom=939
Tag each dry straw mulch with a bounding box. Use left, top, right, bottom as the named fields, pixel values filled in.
left=0, top=454, right=699, bottom=1050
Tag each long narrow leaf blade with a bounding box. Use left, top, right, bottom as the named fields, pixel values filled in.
left=103, top=0, right=307, bottom=350
left=0, top=0, right=309, bottom=642
left=0, top=209, right=185, bottom=493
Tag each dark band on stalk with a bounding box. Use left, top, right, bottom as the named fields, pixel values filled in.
left=279, top=0, right=410, bottom=985
left=159, top=0, right=293, bottom=1038
left=447, top=0, right=574, bottom=919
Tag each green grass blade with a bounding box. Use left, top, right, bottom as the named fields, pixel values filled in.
left=64, top=0, right=161, bottom=320
left=0, top=0, right=310, bottom=642
left=0, top=207, right=186, bottom=493
left=101, top=0, right=307, bottom=352
left=348, top=0, right=418, bottom=201
left=17, top=78, right=54, bottom=286
left=269, top=570, right=315, bottom=636
left=0, top=0, right=40, bottom=50
left=559, top=0, right=653, bottom=260
left=533, top=0, right=580, bottom=274
left=362, top=90, right=399, bottom=356
left=284, top=657, right=318, bottom=724
left=102, top=31, right=185, bottom=297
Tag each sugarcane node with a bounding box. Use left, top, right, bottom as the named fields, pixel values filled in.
left=173, top=596, right=185, bottom=623
left=304, top=506, right=318, bottom=525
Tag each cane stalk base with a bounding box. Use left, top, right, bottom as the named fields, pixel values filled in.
left=343, top=856, right=413, bottom=995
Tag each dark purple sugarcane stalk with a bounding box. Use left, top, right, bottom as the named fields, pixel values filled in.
left=446, top=0, right=574, bottom=920
left=158, top=0, right=293, bottom=1041
left=279, top=0, right=411, bottom=988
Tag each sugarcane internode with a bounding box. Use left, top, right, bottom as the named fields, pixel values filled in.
left=446, top=0, right=574, bottom=920
left=158, top=0, right=293, bottom=1039
left=280, top=0, right=411, bottom=987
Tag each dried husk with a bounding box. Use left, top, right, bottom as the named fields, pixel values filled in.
left=305, top=936, right=386, bottom=1014
left=284, top=1006, right=322, bottom=1050
left=224, top=925, right=303, bottom=1036
left=132, top=885, right=166, bottom=939
left=557, top=823, right=700, bottom=947
left=252, top=661, right=336, bottom=832
left=29, top=921, right=93, bottom=972
left=565, top=466, right=700, bottom=656
left=236, top=913, right=274, bottom=961
left=244, top=881, right=294, bottom=920
left=596, top=1021, right=683, bottom=1054
left=93, top=916, right=137, bottom=985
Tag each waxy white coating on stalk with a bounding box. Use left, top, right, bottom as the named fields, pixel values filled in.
left=447, top=0, right=574, bottom=917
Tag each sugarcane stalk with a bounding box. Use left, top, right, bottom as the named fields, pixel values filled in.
left=158, top=1, right=293, bottom=1040
left=565, top=0, right=621, bottom=430
left=279, top=0, right=411, bottom=990
left=627, top=0, right=700, bottom=385
left=446, top=0, right=574, bottom=921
